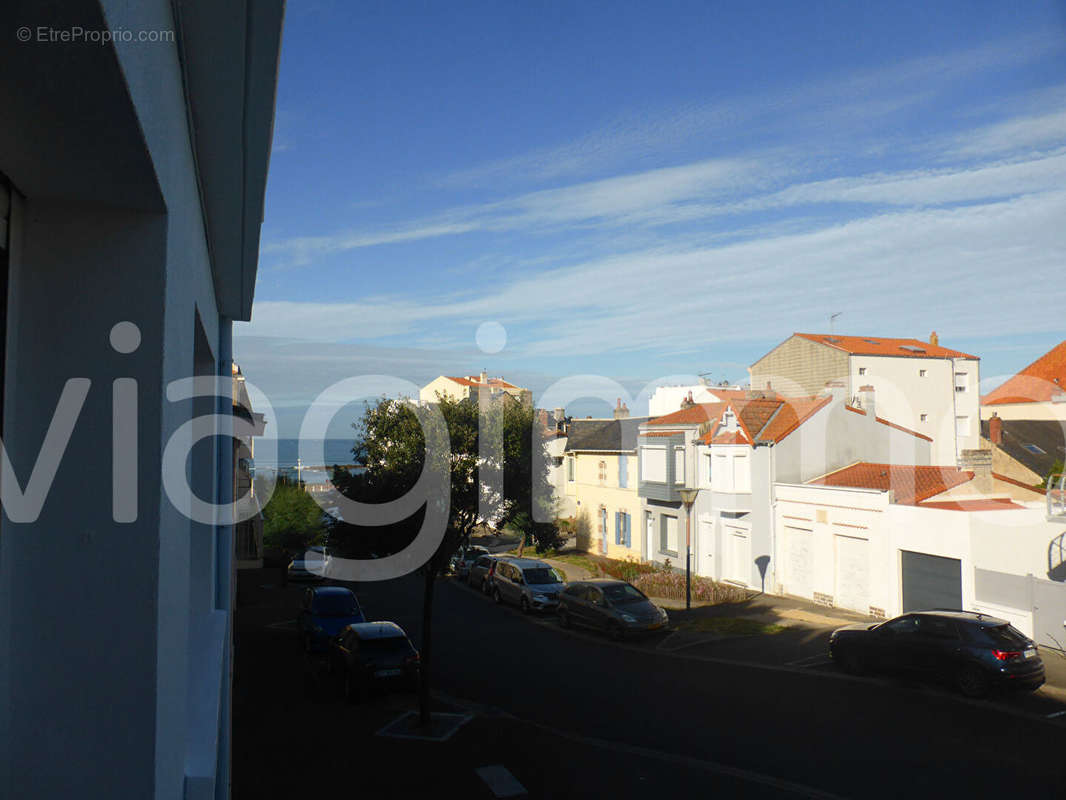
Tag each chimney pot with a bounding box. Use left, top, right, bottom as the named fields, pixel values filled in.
left=989, top=413, right=1003, bottom=445
left=929, top=331, right=939, bottom=346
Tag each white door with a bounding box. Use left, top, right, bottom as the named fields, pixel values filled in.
left=835, top=535, right=869, bottom=613
left=786, top=526, right=813, bottom=599
left=645, top=512, right=654, bottom=560
left=725, top=525, right=750, bottom=585
left=698, top=519, right=715, bottom=578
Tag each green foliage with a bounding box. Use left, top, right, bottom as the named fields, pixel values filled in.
left=1038, top=459, right=1064, bottom=490
left=262, top=477, right=325, bottom=553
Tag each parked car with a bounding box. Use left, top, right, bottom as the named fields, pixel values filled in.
left=557, top=579, right=669, bottom=639
left=491, top=557, right=567, bottom=613
left=450, top=545, right=489, bottom=579
left=829, top=610, right=1045, bottom=697
left=467, top=553, right=499, bottom=593
left=297, top=586, right=365, bottom=653
left=329, top=621, right=420, bottom=702
left=287, top=546, right=328, bottom=582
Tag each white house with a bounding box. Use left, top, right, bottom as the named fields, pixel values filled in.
left=646, top=382, right=746, bottom=417
left=750, top=332, right=980, bottom=466
left=774, top=469, right=1063, bottom=651
left=0, top=3, right=283, bottom=798
left=637, top=383, right=933, bottom=591
left=419, top=371, right=532, bottom=406
left=981, top=339, right=1066, bottom=421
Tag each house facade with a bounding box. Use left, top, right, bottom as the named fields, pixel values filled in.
left=750, top=333, right=980, bottom=466
left=774, top=468, right=1063, bottom=651
left=0, top=3, right=283, bottom=798
left=637, top=384, right=933, bottom=591
left=563, top=417, right=648, bottom=560
left=419, top=371, right=532, bottom=405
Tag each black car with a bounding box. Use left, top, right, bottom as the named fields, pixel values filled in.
left=829, top=610, right=1044, bottom=697
left=557, top=579, right=668, bottom=639
left=329, top=622, right=420, bottom=702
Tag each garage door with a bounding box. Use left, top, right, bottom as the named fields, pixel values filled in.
left=901, top=551, right=962, bottom=612
left=785, top=527, right=813, bottom=599
left=725, top=526, right=750, bottom=585
left=835, top=535, right=868, bottom=613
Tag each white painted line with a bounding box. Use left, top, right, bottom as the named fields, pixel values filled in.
left=1045, top=709, right=1066, bottom=718
left=785, top=654, right=833, bottom=667
left=475, top=765, right=528, bottom=798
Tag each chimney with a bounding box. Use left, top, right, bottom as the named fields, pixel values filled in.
left=680, top=391, right=695, bottom=410
left=479, top=369, right=488, bottom=383
left=858, top=384, right=876, bottom=418
left=989, top=413, right=1002, bottom=445
left=929, top=331, right=939, bottom=347
left=613, top=398, right=630, bottom=419
left=824, top=380, right=846, bottom=403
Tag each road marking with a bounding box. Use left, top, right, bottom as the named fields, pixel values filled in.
left=475, top=765, right=528, bottom=798
left=785, top=654, right=833, bottom=667
left=1046, top=710, right=1066, bottom=718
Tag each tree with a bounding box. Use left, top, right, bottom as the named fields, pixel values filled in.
left=331, top=393, right=557, bottom=725
left=262, top=476, right=326, bottom=553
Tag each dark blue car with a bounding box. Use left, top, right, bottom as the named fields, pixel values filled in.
left=298, top=586, right=365, bottom=653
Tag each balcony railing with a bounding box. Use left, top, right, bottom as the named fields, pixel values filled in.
left=1047, top=473, right=1066, bottom=518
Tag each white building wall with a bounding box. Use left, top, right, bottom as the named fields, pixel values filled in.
left=647, top=385, right=737, bottom=417
left=849, top=355, right=980, bottom=464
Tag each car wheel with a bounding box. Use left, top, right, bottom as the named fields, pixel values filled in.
left=520, top=596, right=530, bottom=615
left=957, top=665, right=991, bottom=698
left=559, top=609, right=571, bottom=629
left=837, top=647, right=864, bottom=676
left=609, top=622, right=625, bottom=641
left=493, top=587, right=503, bottom=605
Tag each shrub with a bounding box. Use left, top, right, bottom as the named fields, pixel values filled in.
left=632, top=570, right=750, bottom=604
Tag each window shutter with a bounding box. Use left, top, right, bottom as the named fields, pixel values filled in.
left=624, top=514, right=631, bottom=547
left=615, top=511, right=621, bottom=545
left=618, top=454, right=627, bottom=488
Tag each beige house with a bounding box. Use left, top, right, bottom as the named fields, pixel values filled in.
left=564, top=416, right=649, bottom=560
left=420, top=371, right=532, bottom=405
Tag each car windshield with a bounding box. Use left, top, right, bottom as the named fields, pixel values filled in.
left=360, top=637, right=413, bottom=657
left=523, top=567, right=564, bottom=585
left=602, top=584, right=646, bottom=603
left=312, top=594, right=358, bottom=616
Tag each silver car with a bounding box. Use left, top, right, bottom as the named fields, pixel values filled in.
left=491, top=557, right=567, bottom=614
left=467, top=554, right=499, bottom=594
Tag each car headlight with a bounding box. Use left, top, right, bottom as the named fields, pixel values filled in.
left=659, top=607, right=668, bottom=619
left=621, top=613, right=637, bottom=623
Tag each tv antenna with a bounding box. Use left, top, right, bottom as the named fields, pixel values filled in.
left=829, top=312, right=842, bottom=334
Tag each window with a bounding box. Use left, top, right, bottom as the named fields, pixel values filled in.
left=858, top=367, right=866, bottom=376
left=733, top=453, right=750, bottom=493
left=660, top=514, right=678, bottom=555
left=919, top=369, right=927, bottom=377
left=598, top=460, right=607, bottom=482
left=614, top=511, right=631, bottom=545
left=701, top=452, right=713, bottom=486
left=714, top=452, right=730, bottom=491
left=674, top=446, right=685, bottom=484
left=641, top=446, right=666, bottom=482
left=920, top=413, right=928, bottom=422
left=567, top=457, right=574, bottom=482
left=954, top=372, right=968, bottom=393
left=956, top=415, right=970, bottom=437
left=618, top=454, right=628, bottom=488
left=1022, top=443, right=1046, bottom=455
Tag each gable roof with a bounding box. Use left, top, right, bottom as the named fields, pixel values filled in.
left=843, top=405, right=934, bottom=442
left=445, top=375, right=522, bottom=389
left=981, top=340, right=1066, bottom=406
left=564, top=417, right=650, bottom=453
left=687, top=396, right=831, bottom=445
left=793, top=333, right=977, bottom=360
left=980, top=418, right=1065, bottom=479
left=808, top=463, right=974, bottom=505
left=646, top=402, right=730, bottom=427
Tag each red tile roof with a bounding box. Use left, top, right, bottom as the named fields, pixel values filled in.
left=710, top=430, right=749, bottom=445
left=446, top=375, right=522, bottom=389
left=843, top=405, right=934, bottom=442
left=794, top=333, right=977, bottom=360
left=991, top=472, right=1046, bottom=495
left=808, top=463, right=974, bottom=505
left=647, top=402, right=729, bottom=427
left=982, top=340, right=1066, bottom=406
left=758, top=396, right=833, bottom=442
left=919, top=498, right=1025, bottom=511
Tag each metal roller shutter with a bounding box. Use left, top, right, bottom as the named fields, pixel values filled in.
left=901, top=550, right=962, bottom=612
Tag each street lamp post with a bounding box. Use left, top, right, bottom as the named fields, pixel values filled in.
left=679, top=487, right=699, bottom=611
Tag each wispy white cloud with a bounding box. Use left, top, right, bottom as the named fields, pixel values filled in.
left=946, top=110, right=1066, bottom=159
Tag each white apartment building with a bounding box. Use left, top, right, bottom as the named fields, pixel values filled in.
left=750, top=332, right=980, bottom=466
left=646, top=382, right=746, bottom=417
left=0, top=3, right=283, bottom=798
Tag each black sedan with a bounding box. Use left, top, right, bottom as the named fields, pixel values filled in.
left=557, top=579, right=668, bottom=639
left=829, top=610, right=1044, bottom=697
left=329, top=622, right=420, bottom=702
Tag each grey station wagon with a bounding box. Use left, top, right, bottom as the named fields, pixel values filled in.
left=557, top=579, right=669, bottom=639
left=491, top=557, right=567, bottom=613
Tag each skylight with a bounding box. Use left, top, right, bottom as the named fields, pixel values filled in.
left=1022, top=444, right=1046, bottom=455
left=899, top=345, right=926, bottom=353
left=863, top=338, right=880, bottom=345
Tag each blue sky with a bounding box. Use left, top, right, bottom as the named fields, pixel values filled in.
left=235, top=1, right=1066, bottom=435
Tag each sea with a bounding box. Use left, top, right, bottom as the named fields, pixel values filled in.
left=252, top=438, right=362, bottom=484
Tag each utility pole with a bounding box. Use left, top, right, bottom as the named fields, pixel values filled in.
left=829, top=312, right=842, bottom=334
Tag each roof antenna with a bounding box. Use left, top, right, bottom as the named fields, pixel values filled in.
left=829, top=312, right=842, bottom=334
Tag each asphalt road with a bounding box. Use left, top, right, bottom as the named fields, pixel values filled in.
left=350, top=572, right=1066, bottom=799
